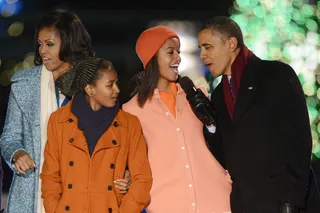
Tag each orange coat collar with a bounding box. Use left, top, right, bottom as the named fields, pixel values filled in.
left=57, top=100, right=128, bottom=128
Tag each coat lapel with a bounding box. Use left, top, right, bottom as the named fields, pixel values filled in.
left=212, top=83, right=233, bottom=127
left=59, top=104, right=128, bottom=156
left=92, top=128, right=120, bottom=155
left=92, top=110, right=127, bottom=155
left=69, top=125, right=89, bottom=153
left=68, top=123, right=121, bottom=155
left=57, top=103, right=87, bottom=153
left=233, top=56, right=260, bottom=123
left=11, top=66, right=42, bottom=126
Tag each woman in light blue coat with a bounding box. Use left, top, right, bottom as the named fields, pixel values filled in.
left=0, top=9, right=94, bottom=213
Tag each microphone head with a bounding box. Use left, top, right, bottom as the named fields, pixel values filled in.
left=179, top=76, right=196, bottom=99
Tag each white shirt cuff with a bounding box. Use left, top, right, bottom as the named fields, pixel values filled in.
left=206, top=125, right=216, bottom=133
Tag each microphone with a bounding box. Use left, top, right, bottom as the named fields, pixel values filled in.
left=179, top=76, right=216, bottom=126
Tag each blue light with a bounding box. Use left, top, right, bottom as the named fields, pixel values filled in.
left=14, top=0, right=23, bottom=15
left=0, top=0, right=6, bottom=9
left=0, top=0, right=23, bottom=17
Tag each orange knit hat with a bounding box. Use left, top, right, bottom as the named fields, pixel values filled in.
left=136, top=25, right=180, bottom=69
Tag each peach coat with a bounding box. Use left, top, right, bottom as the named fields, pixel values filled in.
left=123, top=84, right=232, bottom=213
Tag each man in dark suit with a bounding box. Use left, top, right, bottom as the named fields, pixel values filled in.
left=198, top=16, right=319, bottom=213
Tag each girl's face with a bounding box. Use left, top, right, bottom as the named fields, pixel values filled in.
left=156, top=37, right=181, bottom=83
left=85, top=69, right=120, bottom=111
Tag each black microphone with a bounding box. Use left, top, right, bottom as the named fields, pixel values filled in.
left=179, top=76, right=216, bottom=126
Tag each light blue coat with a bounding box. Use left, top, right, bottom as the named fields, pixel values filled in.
left=0, top=66, right=42, bottom=213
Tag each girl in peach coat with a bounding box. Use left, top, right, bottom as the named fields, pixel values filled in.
left=123, top=26, right=232, bottom=213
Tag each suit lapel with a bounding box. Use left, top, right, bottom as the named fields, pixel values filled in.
left=233, top=56, right=260, bottom=123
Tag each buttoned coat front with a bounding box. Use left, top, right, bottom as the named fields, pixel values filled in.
left=40, top=101, right=152, bottom=213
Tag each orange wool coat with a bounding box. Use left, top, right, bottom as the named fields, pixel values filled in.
left=40, top=101, right=152, bottom=213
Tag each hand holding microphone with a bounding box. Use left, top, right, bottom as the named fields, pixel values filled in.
left=179, top=76, right=216, bottom=126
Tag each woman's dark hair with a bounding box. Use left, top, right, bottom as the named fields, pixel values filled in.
left=131, top=56, right=160, bottom=107
left=34, top=8, right=94, bottom=66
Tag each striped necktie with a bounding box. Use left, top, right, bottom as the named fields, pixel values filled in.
left=229, top=77, right=234, bottom=98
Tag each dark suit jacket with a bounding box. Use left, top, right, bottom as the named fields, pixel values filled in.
left=205, top=55, right=316, bottom=213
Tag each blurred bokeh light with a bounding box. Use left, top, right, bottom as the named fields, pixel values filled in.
left=0, top=0, right=22, bottom=17
left=230, top=0, right=320, bottom=159
left=8, top=21, right=24, bottom=36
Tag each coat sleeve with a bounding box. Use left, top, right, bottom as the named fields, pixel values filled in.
left=277, top=63, right=312, bottom=207
left=119, top=116, right=152, bottom=213
left=203, top=123, right=226, bottom=169
left=40, top=113, right=62, bottom=213
left=0, top=88, right=27, bottom=171
left=203, top=91, right=226, bottom=169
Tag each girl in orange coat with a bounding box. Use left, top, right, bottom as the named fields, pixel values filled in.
left=40, top=57, right=152, bottom=213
